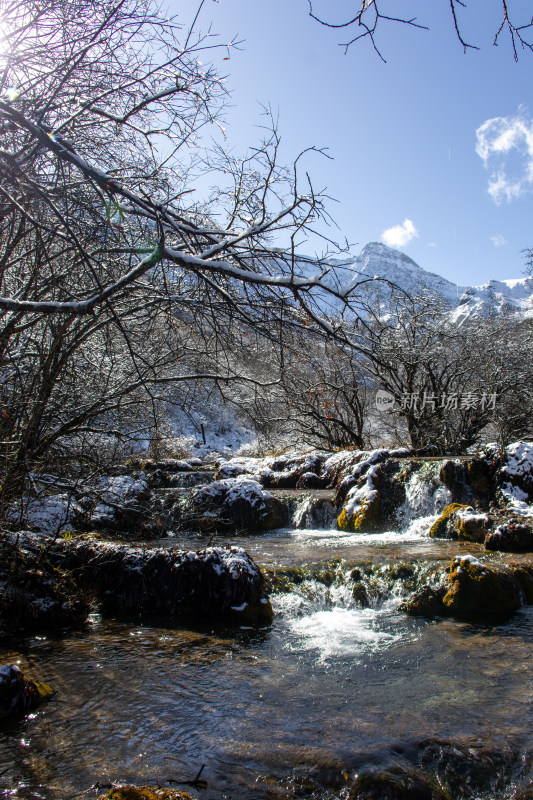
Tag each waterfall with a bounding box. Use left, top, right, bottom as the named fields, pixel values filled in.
left=396, top=464, right=452, bottom=534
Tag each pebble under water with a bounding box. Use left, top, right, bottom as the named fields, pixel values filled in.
left=1, top=521, right=533, bottom=800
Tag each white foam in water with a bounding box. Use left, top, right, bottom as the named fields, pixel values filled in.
left=285, top=524, right=428, bottom=547
left=286, top=606, right=399, bottom=662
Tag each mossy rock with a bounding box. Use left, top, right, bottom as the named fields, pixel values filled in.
left=98, top=788, right=193, bottom=800
left=429, top=504, right=470, bottom=539
left=442, top=556, right=523, bottom=621
left=0, top=540, right=89, bottom=634
left=0, top=665, right=55, bottom=719
left=352, top=582, right=371, bottom=607
left=439, top=460, right=464, bottom=490
left=338, top=493, right=380, bottom=532
left=401, top=585, right=447, bottom=619
left=264, top=566, right=307, bottom=593
left=455, top=511, right=489, bottom=543
left=509, top=564, right=533, bottom=603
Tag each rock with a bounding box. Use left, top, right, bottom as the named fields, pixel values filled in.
left=499, top=442, right=533, bottom=502
left=292, top=495, right=336, bottom=529
left=0, top=664, right=55, bottom=719
left=337, top=462, right=382, bottom=532
left=349, top=765, right=447, bottom=800
left=442, top=555, right=523, bottom=621
left=401, top=585, right=447, bottom=619
left=465, top=457, right=495, bottom=497
left=415, top=737, right=516, bottom=798
left=185, top=477, right=288, bottom=533
left=439, top=460, right=464, bottom=490
left=0, top=538, right=89, bottom=634
left=338, top=491, right=380, bottom=532
left=429, top=504, right=489, bottom=542
left=97, top=788, right=193, bottom=800
left=296, top=471, right=327, bottom=489
left=352, top=582, right=371, bottom=607
left=128, top=458, right=195, bottom=473
left=485, top=522, right=533, bottom=553
left=51, top=540, right=273, bottom=625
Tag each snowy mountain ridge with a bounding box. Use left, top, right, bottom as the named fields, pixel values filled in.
left=334, top=241, right=533, bottom=323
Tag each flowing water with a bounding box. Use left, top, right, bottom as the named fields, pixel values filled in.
left=1, top=472, right=533, bottom=799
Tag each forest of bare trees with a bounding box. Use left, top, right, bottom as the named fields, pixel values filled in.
left=0, top=0, right=532, bottom=521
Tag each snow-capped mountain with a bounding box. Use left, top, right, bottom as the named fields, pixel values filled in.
left=450, top=277, right=533, bottom=323
left=337, top=241, right=533, bottom=323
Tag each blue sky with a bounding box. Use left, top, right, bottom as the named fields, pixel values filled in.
left=169, top=0, right=533, bottom=286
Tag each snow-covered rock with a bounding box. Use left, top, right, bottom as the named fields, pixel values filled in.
left=52, top=541, right=272, bottom=624
left=184, top=476, right=288, bottom=532
left=497, top=441, right=533, bottom=517
left=6, top=493, right=82, bottom=534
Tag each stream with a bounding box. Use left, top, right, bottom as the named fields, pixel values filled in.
left=1, top=473, right=533, bottom=799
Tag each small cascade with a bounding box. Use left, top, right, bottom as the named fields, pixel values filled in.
left=396, top=464, right=452, bottom=534
left=291, top=493, right=337, bottom=529
left=164, top=469, right=216, bottom=489
left=270, top=559, right=445, bottom=614
left=271, top=559, right=445, bottom=661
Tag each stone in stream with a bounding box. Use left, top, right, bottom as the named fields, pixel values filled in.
left=0, top=664, right=55, bottom=719
left=51, top=539, right=273, bottom=625
left=348, top=737, right=516, bottom=800
left=182, top=477, right=288, bottom=533
left=403, top=555, right=533, bottom=622
left=0, top=537, right=89, bottom=634
left=429, top=503, right=489, bottom=542
left=349, top=764, right=447, bottom=799
left=485, top=522, right=533, bottom=553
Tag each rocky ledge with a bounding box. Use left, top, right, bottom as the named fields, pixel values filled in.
left=403, top=554, right=533, bottom=622
left=46, top=537, right=272, bottom=626
left=0, top=534, right=272, bottom=632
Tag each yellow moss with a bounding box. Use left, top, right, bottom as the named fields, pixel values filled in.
left=428, top=503, right=469, bottom=538
left=442, top=557, right=522, bottom=620
left=337, top=493, right=380, bottom=532
left=29, top=681, right=55, bottom=703
left=98, top=787, right=193, bottom=800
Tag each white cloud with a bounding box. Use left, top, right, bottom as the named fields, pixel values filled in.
left=476, top=108, right=533, bottom=204
left=490, top=234, right=506, bottom=247
left=381, top=218, right=418, bottom=249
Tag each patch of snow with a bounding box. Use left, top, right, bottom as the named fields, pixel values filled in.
left=6, top=493, right=81, bottom=535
